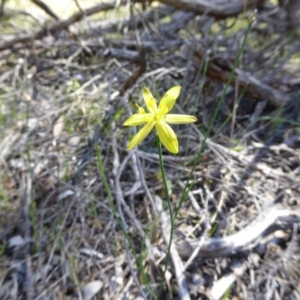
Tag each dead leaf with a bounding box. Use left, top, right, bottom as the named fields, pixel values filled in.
left=53, top=115, right=64, bottom=138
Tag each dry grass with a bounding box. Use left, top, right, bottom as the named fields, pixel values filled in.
left=0, top=1, right=300, bottom=299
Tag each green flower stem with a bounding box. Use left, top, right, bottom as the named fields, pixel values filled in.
left=157, top=136, right=174, bottom=276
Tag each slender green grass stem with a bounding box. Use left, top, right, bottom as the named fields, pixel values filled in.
left=175, top=15, right=255, bottom=220
left=95, top=145, right=140, bottom=258
left=95, top=144, right=136, bottom=251
left=95, top=145, right=155, bottom=298
left=157, top=137, right=174, bottom=277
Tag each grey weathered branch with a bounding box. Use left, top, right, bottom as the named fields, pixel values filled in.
left=30, top=0, right=60, bottom=20
left=155, top=0, right=258, bottom=19
left=0, top=0, right=126, bottom=52
left=181, top=42, right=291, bottom=107
left=156, top=196, right=191, bottom=300
left=177, top=205, right=300, bottom=259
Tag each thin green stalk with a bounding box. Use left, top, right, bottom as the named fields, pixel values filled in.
left=175, top=13, right=256, bottom=219
left=214, top=84, right=248, bottom=138
left=95, top=144, right=135, bottom=250
left=95, top=145, right=155, bottom=298
left=157, top=137, right=174, bottom=278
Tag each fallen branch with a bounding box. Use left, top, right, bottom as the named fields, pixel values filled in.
left=30, top=0, right=60, bottom=20
left=156, top=0, right=259, bottom=19
left=87, top=4, right=175, bottom=35
left=177, top=205, right=300, bottom=259
left=155, top=195, right=191, bottom=300
left=0, top=0, right=126, bottom=52
left=206, top=259, right=249, bottom=300
left=119, top=49, right=146, bottom=96
left=181, top=42, right=291, bottom=107
left=211, top=66, right=290, bottom=107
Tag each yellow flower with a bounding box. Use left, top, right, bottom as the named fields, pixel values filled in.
left=123, top=86, right=197, bottom=154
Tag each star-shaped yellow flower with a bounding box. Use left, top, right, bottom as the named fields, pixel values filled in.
left=123, top=86, right=197, bottom=154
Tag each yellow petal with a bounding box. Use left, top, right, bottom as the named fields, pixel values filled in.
left=124, top=113, right=153, bottom=126
left=158, top=86, right=181, bottom=113
left=164, top=114, right=197, bottom=124
left=155, top=121, right=178, bottom=154
left=143, top=87, right=157, bottom=114
left=127, top=121, right=155, bottom=150
left=135, top=103, right=146, bottom=114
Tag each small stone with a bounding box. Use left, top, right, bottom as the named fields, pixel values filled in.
left=82, top=281, right=103, bottom=300
left=8, top=235, right=24, bottom=248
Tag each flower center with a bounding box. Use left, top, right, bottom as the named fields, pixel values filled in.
left=154, top=112, right=163, bottom=122
left=154, top=105, right=168, bottom=122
